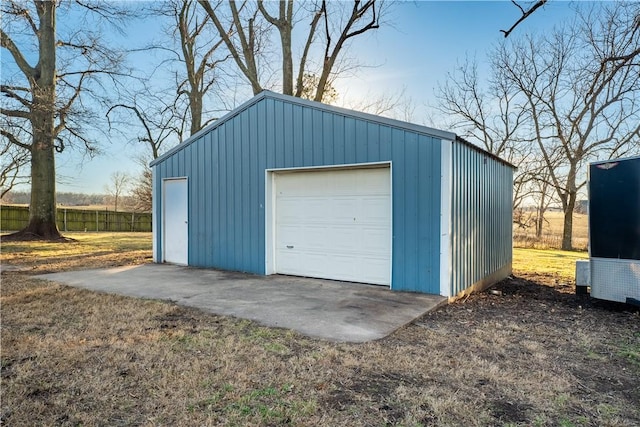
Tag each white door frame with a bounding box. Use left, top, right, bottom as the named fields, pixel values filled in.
left=265, top=161, right=392, bottom=286
left=163, top=177, right=188, bottom=265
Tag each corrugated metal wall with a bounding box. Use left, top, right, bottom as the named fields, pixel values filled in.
left=153, top=96, right=443, bottom=294
left=449, top=140, right=513, bottom=296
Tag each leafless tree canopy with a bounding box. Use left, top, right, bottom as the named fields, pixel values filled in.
left=104, top=171, right=130, bottom=212
left=1, top=0, right=129, bottom=240
left=444, top=2, right=639, bottom=250
left=197, top=0, right=382, bottom=102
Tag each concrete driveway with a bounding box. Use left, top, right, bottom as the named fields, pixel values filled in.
left=35, top=264, right=446, bottom=342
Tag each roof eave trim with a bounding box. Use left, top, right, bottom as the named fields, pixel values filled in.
left=455, top=136, right=517, bottom=169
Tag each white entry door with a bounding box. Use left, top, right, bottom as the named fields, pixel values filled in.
left=274, top=167, right=391, bottom=285
left=163, top=178, right=188, bottom=265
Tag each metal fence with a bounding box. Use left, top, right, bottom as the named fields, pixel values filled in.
left=1, top=205, right=152, bottom=232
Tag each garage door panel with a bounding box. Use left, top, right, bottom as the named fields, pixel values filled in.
left=326, top=226, right=360, bottom=251
left=276, top=225, right=306, bottom=247
left=359, top=227, right=390, bottom=254
left=359, top=197, right=391, bottom=222
left=274, top=167, right=391, bottom=286
left=358, top=257, right=391, bottom=284
left=277, top=198, right=326, bottom=222
left=356, top=170, right=390, bottom=194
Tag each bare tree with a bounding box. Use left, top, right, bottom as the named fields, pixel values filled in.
left=345, top=87, right=416, bottom=121
left=197, top=0, right=382, bottom=101
left=129, top=158, right=153, bottom=213
left=104, top=171, right=130, bottom=212
left=299, top=72, right=338, bottom=103
left=107, top=88, right=183, bottom=160
left=494, top=2, right=640, bottom=249
left=435, top=57, right=536, bottom=212
left=158, top=0, right=231, bottom=135
left=0, top=132, right=29, bottom=198
left=1, top=0, right=127, bottom=240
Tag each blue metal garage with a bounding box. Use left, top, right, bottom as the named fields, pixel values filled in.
left=150, top=91, right=513, bottom=298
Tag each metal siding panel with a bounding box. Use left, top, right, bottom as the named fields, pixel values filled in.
left=380, top=126, right=392, bottom=160
left=404, top=131, right=419, bottom=291
left=233, top=111, right=242, bottom=270
left=302, top=107, right=313, bottom=166
left=204, top=133, right=213, bottom=266
left=266, top=99, right=276, bottom=168
left=274, top=100, right=285, bottom=169
left=367, top=123, right=380, bottom=160
left=257, top=102, right=268, bottom=273
left=190, top=141, right=197, bottom=265
left=333, top=115, right=345, bottom=164
left=249, top=105, right=260, bottom=270
left=240, top=111, right=251, bottom=271
left=212, top=130, right=223, bottom=267
left=391, top=128, right=406, bottom=289
left=312, top=109, right=323, bottom=164
left=196, top=136, right=204, bottom=265
left=449, top=141, right=513, bottom=295
left=417, top=136, right=434, bottom=293
left=191, top=141, right=200, bottom=265
left=219, top=124, right=229, bottom=268
left=323, top=112, right=333, bottom=164
left=344, top=117, right=356, bottom=164
left=471, top=149, right=476, bottom=287
left=355, top=120, right=368, bottom=163
left=177, top=149, right=185, bottom=176
left=283, top=102, right=294, bottom=167
left=292, top=105, right=303, bottom=166
left=225, top=122, right=234, bottom=270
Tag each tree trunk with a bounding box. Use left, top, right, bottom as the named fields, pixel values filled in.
left=24, top=132, right=59, bottom=238
left=280, top=25, right=293, bottom=95
left=13, top=1, right=62, bottom=240
left=536, top=209, right=544, bottom=238
left=535, top=180, right=548, bottom=238
left=561, top=164, right=578, bottom=250
left=561, top=192, right=576, bottom=250
left=189, top=91, right=202, bottom=135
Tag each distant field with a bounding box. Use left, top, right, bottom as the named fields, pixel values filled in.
left=514, top=211, right=588, bottom=250
left=542, top=211, right=588, bottom=239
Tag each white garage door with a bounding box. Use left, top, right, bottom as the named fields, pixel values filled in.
left=274, top=167, right=391, bottom=285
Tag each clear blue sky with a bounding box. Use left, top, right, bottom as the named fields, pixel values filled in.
left=49, top=0, right=577, bottom=194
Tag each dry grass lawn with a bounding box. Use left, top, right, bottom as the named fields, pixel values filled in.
left=2, top=233, right=638, bottom=426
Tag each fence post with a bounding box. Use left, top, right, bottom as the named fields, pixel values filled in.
left=96, top=210, right=99, bottom=231
left=64, top=208, right=67, bottom=232
left=131, top=212, right=135, bottom=232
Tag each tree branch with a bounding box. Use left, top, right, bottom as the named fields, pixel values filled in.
left=0, top=107, right=31, bottom=119
left=0, top=128, right=32, bottom=150
left=500, top=0, right=547, bottom=38
left=1, top=85, right=32, bottom=107
left=0, top=29, right=36, bottom=78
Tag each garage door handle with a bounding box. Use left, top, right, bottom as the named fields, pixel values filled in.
left=286, top=245, right=294, bottom=249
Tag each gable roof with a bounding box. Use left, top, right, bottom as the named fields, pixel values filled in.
left=150, top=90, right=514, bottom=168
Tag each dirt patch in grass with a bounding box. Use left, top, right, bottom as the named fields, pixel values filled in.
left=2, top=239, right=639, bottom=426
